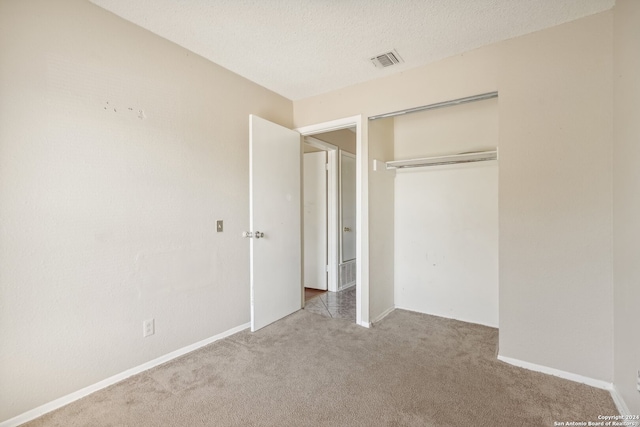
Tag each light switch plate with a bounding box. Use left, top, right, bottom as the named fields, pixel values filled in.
left=216, top=220, right=223, bottom=232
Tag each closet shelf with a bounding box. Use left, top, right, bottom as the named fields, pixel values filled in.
left=385, top=149, right=498, bottom=170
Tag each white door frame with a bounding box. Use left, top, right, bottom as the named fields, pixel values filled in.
left=296, top=115, right=369, bottom=327
left=304, top=137, right=339, bottom=293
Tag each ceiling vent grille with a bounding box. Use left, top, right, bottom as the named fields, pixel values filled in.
left=370, top=49, right=404, bottom=69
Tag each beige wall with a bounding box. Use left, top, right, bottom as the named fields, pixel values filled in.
left=613, top=0, right=640, bottom=415
left=498, top=11, right=613, bottom=382
left=295, top=11, right=614, bottom=382
left=0, top=0, right=292, bottom=422
left=367, top=118, right=395, bottom=321
left=313, top=129, right=356, bottom=154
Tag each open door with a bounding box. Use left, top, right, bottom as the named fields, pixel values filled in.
left=247, top=115, right=302, bottom=332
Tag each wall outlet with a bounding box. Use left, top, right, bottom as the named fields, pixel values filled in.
left=143, top=319, right=155, bottom=338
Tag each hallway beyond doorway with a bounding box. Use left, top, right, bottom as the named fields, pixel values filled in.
left=305, top=288, right=327, bottom=302
left=304, top=287, right=356, bottom=321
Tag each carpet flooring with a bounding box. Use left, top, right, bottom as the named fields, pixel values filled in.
left=23, top=309, right=617, bottom=426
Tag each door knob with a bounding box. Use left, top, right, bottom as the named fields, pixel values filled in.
left=242, top=231, right=265, bottom=238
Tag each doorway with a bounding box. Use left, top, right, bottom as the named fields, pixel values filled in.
left=302, top=137, right=336, bottom=293
left=296, top=116, right=367, bottom=327
left=302, top=128, right=357, bottom=321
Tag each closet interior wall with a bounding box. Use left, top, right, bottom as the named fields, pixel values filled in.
left=393, top=98, right=499, bottom=327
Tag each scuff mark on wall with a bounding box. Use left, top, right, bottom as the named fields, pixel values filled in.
left=102, top=101, right=146, bottom=119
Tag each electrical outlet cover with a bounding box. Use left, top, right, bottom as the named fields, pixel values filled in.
left=143, top=319, right=155, bottom=337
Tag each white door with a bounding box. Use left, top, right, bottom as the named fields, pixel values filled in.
left=303, top=151, right=328, bottom=290
left=249, top=115, right=302, bottom=332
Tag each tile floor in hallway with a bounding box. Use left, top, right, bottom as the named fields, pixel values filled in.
left=303, top=286, right=356, bottom=321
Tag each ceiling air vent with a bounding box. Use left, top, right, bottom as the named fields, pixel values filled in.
left=370, top=49, right=404, bottom=69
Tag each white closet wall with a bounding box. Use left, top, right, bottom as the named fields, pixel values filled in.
left=393, top=99, right=499, bottom=327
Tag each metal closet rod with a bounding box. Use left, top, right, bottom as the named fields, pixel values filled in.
left=368, top=91, right=498, bottom=121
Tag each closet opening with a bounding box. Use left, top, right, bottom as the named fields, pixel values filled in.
left=371, top=93, right=499, bottom=328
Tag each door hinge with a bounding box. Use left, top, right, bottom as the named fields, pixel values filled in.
left=325, top=163, right=329, bottom=171
left=326, top=265, right=330, bottom=272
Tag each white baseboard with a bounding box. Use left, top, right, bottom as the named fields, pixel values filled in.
left=0, top=322, right=250, bottom=427
left=497, top=355, right=613, bottom=390
left=609, top=385, right=631, bottom=416
left=498, top=355, right=635, bottom=416
left=371, top=306, right=395, bottom=325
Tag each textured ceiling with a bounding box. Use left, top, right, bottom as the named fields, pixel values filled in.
left=90, top=0, right=614, bottom=100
